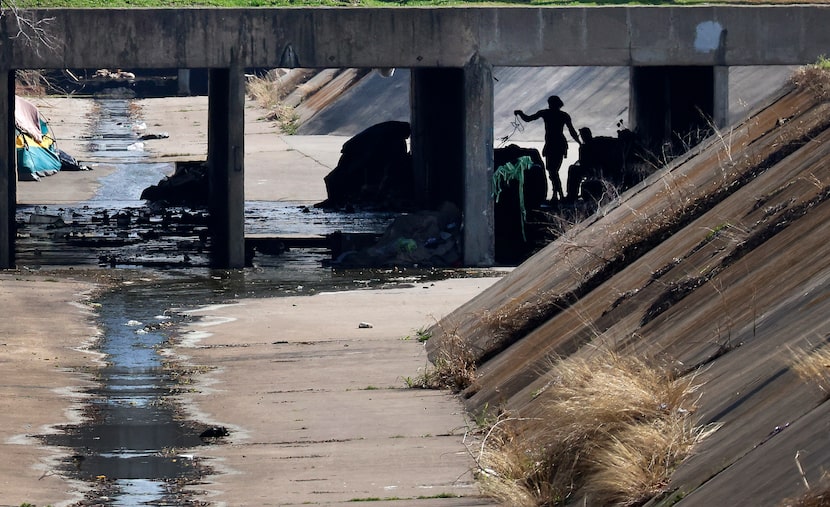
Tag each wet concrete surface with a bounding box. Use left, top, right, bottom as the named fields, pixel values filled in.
left=38, top=282, right=210, bottom=506
left=16, top=200, right=397, bottom=270
left=18, top=98, right=223, bottom=506
left=14, top=97, right=399, bottom=506
left=27, top=261, right=488, bottom=505
left=16, top=96, right=498, bottom=506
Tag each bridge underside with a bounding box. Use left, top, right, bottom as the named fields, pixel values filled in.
left=2, top=7, right=828, bottom=268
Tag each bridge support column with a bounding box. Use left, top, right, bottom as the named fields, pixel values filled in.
left=1, top=69, right=14, bottom=269
left=461, top=56, right=495, bottom=267
left=410, top=58, right=494, bottom=267
left=410, top=68, right=464, bottom=210
left=178, top=69, right=191, bottom=96
left=208, top=62, right=246, bottom=269
left=630, top=66, right=725, bottom=154
left=713, top=66, right=729, bottom=129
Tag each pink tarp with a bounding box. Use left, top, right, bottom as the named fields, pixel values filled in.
left=14, top=96, right=44, bottom=143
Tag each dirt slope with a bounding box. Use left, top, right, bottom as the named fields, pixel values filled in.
left=426, top=81, right=830, bottom=505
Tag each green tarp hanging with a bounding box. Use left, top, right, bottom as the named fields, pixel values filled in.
left=493, top=155, right=535, bottom=241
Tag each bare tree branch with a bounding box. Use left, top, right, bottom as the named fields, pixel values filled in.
left=1, top=1, right=59, bottom=57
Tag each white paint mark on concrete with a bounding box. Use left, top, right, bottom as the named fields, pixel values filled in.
left=695, top=21, right=723, bottom=53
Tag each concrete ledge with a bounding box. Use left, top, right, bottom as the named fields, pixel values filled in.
left=3, top=6, right=830, bottom=70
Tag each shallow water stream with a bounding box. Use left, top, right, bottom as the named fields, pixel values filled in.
left=40, top=280, right=210, bottom=506
left=20, top=97, right=435, bottom=505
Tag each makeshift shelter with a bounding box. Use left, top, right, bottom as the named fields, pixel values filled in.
left=316, top=121, right=414, bottom=211
left=14, top=96, right=62, bottom=181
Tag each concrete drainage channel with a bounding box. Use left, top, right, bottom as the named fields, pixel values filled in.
left=17, top=96, right=408, bottom=505
left=38, top=282, right=213, bottom=506
left=20, top=97, right=221, bottom=506
left=19, top=98, right=214, bottom=505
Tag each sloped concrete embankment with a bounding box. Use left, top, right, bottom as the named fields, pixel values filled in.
left=426, top=84, right=830, bottom=505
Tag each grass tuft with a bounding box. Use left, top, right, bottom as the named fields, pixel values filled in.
left=789, top=342, right=830, bottom=398
left=789, top=59, right=830, bottom=100
left=404, top=323, right=477, bottom=393
left=780, top=484, right=830, bottom=507
left=474, top=350, right=717, bottom=506
left=246, top=70, right=302, bottom=134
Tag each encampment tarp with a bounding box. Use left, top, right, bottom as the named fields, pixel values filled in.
left=14, top=96, right=62, bottom=181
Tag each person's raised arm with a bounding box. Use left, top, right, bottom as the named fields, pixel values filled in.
left=514, top=109, right=541, bottom=122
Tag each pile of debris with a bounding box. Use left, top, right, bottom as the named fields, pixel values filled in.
left=330, top=202, right=462, bottom=268
left=140, top=161, right=209, bottom=207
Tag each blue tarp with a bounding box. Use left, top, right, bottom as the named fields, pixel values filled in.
left=15, top=96, right=62, bottom=182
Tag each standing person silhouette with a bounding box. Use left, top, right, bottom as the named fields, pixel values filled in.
left=514, top=95, right=581, bottom=202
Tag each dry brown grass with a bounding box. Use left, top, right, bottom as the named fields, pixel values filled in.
left=246, top=71, right=301, bottom=134
left=789, top=59, right=830, bottom=101
left=780, top=485, right=830, bottom=507
left=246, top=69, right=294, bottom=108
left=789, top=342, right=830, bottom=398
left=784, top=493, right=830, bottom=507
left=475, top=350, right=717, bottom=506
left=406, top=323, right=478, bottom=393
left=475, top=418, right=563, bottom=507
left=482, top=288, right=571, bottom=350
left=585, top=415, right=710, bottom=506
left=247, top=78, right=282, bottom=109
left=430, top=325, right=478, bottom=393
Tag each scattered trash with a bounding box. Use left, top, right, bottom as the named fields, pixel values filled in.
left=94, top=68, right=136, bottom=80
left=28, top=212, right=63, bottom=225
left=199, top=426, right=230, bottom=440
left=358, top=322, right=374, bottom=329
left=330, top=202, right=462, bottom=269
left=139, top=132, right=169, bottom=140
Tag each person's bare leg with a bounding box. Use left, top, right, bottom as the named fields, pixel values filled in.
left=546, top=154, right=566, bottom=201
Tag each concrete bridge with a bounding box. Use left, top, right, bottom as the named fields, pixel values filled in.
left=2, top=6, right=829, bottom=268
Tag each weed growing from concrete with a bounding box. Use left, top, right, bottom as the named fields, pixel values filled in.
left=473, top=350, right=718, bottom=506
left=789, top=58, right=830, bottom=100
left=789, top=342, right=830, bottom=399
left=404, top=323, right=477, bottom=393
left=246, top=71, right=301, bottom=134
left=403, top=326, right=432, bottom=342
left=779, top=468, right=830, bottom=507
left=780, top=489, right=830, bottom=507
left=482, top=288, right=572, bottom=352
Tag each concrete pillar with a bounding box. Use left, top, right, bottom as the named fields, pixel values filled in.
left=409, top=71, right=429, bottom=208
left=177, top=69, right=191, bottom=96
left=409, top=68, right=464, bottom=209
left=462, top=55, right=495, bottom=267
left=630, top=66, right=716, bottom=155
left=713, top=66, right=729, bottom=129
left=208, top=59, right=246, bottom=268
left=409, top=61, right=495, bottom=267
left=1, top=69, right=14, bottom=269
